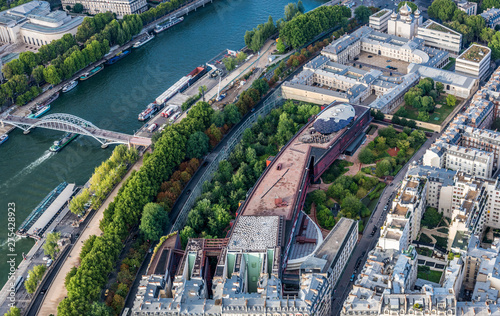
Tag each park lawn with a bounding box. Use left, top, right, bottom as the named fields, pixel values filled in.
left=417, top=267, right=443, bottom=284
left=429, top=101, right=456, bottom=125
left=398, top=95, right=458, bottom=125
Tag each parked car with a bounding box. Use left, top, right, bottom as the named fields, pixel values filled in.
left=46, top=259, right=53, bottom=267
left=350, top=274, right=356, bottom=282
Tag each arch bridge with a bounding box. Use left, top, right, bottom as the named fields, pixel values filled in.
left=0, top=113, right=151, bottom=148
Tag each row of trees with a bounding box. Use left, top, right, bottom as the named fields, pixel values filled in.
left=279, top=5, right=351, bottom=49
left=179, top=101, right=320, bottom=244
left=244, top=16, right=278, bottom=52
left=69, top=145, right=138, bottom=216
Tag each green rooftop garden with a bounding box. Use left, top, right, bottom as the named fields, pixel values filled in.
left=459, top=45, right=490, bottom=62
left=427, top=22, right=457, bottom=35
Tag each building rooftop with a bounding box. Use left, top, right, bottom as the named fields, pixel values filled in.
left=424, top=21, right=460, bottom=35
left=239, top=103, right=367, bottom=221
left=408, top=64, right=477, bottom=91
left=457, top=44, right=491, bottom=63
left=372, top=9, right=391, bottom=18
left=227, top=216, right=281, bottom=251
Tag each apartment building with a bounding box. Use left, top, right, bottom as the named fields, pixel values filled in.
left=417, top=19, right=462, bottom=55
left=458, top=1, right=477, bottom=15
left=481, top=7, right=500, bottom=29
left=456, top=44, right=491, bottom=79
left=369, top=9, right=391, bottom=32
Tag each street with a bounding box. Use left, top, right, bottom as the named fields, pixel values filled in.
left=330, top=130, right=440, bottom=316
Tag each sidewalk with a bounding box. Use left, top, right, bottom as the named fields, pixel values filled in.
left=205, top=40, right=276, bottom=101
left=37, top=156, right=144, bottom=316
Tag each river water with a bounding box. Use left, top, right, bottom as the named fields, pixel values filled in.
left=0, top=0, right=324, bottom=287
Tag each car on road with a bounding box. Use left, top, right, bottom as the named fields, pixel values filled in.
left=368, top=55, right=373, bottom=58
left=40, top=289, right=46, bottom=295
left=350, top=274, right=356, bottom=282
left=387, top=59, right=392, bottom=62
left=370, top=226, right=377, bottom=236
left=384, top=205, right=388, bottom=211
left=46, top=259, right=53, bottom=267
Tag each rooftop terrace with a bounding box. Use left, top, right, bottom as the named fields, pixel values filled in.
left=458, top=45, right=490, bottom=63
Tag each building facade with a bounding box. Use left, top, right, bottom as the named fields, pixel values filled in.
left=0, top=1, right=83, bottom=47
left=61, top=0, right=147, bottom=18
left=455, top=44, right=491, bottom=79
left=417, top=20, right=462, bottom=56
left=481, top=7, right=500, bottom=29
left=387, top=3, right=423, bottom=39
left=369, top=9, right=391, bottom=32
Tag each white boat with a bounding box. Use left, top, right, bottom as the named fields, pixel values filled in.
left=154, top=17, right=184, bottom=34
left=133, top=34, right=155, bottom=48
left=62, top=80, right=78, bottom=93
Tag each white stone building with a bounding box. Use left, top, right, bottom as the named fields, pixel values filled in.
left=456, top=44, right=491, bottom=79
left=0, top=1, right=83, bottom=47
left=61, top=0, right=147, bottom=18
left=387, top=3, right=423, bottom=39
left=369, top=9, right=392, bottom=32
left=417, top=19, right=462, bottom=56
left=458, top=1, right=477, bottom=15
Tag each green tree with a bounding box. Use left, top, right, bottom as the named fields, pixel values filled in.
left=223, top=56, right=236, bottom=71
left=397, top=1, right=418, bottom=12
left=139, top=203, right=169, bottom=241
left=435, top=82, right=444, bottom=96
left=482, top=0, right=500, bottom=10
left=285, top=2, right=301, bottom=21
left=208, top=204, right=232, bottom=237
left=417, top=111, right=430, bottom=122
left=446, top=94, right=457, bottom=107
left=180, top=226, right=197, bottom=248
left=4, top=307, right=21, bottom=316
left=341, top=194, right=365, bottom=219
left=354, top=6, right=372, bottom=24
left=235, top=52, right=247, bottom=63
left=186, top=131, right=210, bottom=159
left=224, top=103, right=242, bottom=126
left=43, top=232, right=61, bottom=259
left=277, top=38, right=286, bottom=53
left=375, top=159, right=392, bottom=177
left=73, top=2, right=83, bottom=12
left=359, top=147, right=375, bottom=164
left=24, top=264, right=47, bottom=294
left=428, top=0, right=457, bottom=21
left=88, top=301, right=113, bottom=316
left=43, top=65, right=61, bottom=85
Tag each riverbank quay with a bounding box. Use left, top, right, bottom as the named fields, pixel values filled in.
left=0, top=186, right=82, bottom=315
left=36, top=155, right=144, bottom=316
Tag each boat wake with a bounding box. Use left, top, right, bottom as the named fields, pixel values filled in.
left=0, top=235, right=21, bottom=248
left=0, top=151, right=55, bottom=190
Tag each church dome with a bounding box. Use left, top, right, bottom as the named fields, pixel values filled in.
left=399, top=2, right=412, bottom=15
left=415, top=9, right=421, bottom=16
left=391, top=11, right=398, bottom=19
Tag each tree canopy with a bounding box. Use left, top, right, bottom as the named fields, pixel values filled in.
left=354, top=6, right=372, bottom=24
left=428, top=0, right=457, bottom=21
left=140, top=203, right=169, bottom=242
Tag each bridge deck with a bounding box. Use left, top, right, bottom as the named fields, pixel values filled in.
left=1, top=114, right=151, bottom=147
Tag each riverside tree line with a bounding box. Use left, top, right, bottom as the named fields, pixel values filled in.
left=0, top=0, right=204, bottom=107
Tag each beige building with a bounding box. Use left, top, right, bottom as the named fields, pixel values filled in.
left=369, top=9, right=391, bottom=32
left=61, top=0, right=147, bottom=18
left=0, top=1, right=83, bottom=47
left=456, top=44, right=491, bottom=79
left=417, top=20, right=462, bottom=56
left=387, top=3, right=423, bottom=39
